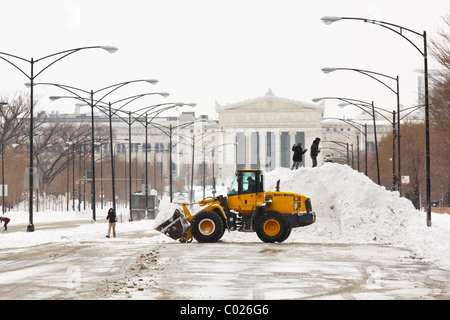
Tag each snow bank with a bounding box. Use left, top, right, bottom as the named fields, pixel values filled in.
left=0, top=211, right=156, bottom=249
left=264, top=163, right=450, bottom=269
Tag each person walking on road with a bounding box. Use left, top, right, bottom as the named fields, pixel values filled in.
left=106, top=208, right=116, bottom=238
left=1, top=216, right=10, bottom=231
left=310, top=138, right=321, bottom=168
left=291, top=142, right=307, bottom=170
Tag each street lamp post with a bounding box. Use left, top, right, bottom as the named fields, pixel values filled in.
left=0, top=45, right=117, bottom=231
left=176, top=123, right=217, bottom=203
left=321, top=15, right=431, bottom=226
left=103, top=101, right=187, bottom=218
left=35, top=142, right=55, bottom=212
left=176, top=125, right=223, bottom=202
left=115, top=140, right=139, bottom=219
left=89, top=92, right=169, bottom=214
left=63, top=146, right=70, bottom=211
left=0, top=101, right=8, bottom=215
left=108, top=104, right=116, bottom=213
left=78, top=144, right=83, bottom=211
left=44, top=80, right=159, bottom=222
left=341, top=103, right=400, bottom=189
left=89, top=98, right=181, bottom=215
left=65, top=141, right=75, bottom=211
left=314, top=97, right=381, bottom=183
left=322, top=67, right=402, bottom=191
left=94, top=141, right=108, bottom=210
left=371, top=102, right=380, bottom=185
left=136, top=105, right=197, bottom=203
left=132, top=104, right=187, bottom=210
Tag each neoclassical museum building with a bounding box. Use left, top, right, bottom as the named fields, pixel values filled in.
left=211, top=88, right=324, bottom=178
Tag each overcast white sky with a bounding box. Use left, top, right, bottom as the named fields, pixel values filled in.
left=0, top=0, right=449, bottom=119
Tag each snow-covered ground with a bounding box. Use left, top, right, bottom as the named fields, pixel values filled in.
left=1, top=163, right=449, bottom=271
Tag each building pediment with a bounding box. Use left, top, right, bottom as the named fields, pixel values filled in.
left=215, top=89, right=324, bottom=126
left=216, top=89, right=323, bottom=113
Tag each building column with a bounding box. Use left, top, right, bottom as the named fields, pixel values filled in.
left=244, top=130, right=252, bottom=169
left=274, top=130, right=281, bottom=169
left=259, top=129, right=267, bottom=171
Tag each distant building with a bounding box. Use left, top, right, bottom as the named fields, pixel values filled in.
left=41, top=110, right=213, bottom=191
left=214, top=89, right=324, bottom=177
left=418, top=69, right=445, bottom=119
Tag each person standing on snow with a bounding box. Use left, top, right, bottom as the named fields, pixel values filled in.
left=310, top=138, right=321, bottom=168
left=106, top=208, right=117, bottom=238
left=291, top=142, right=307, bottom=170
left=1, top=216, right=10, bottom=231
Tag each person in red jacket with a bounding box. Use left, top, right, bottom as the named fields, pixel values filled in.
left=0, top=216, right=10, bottom=231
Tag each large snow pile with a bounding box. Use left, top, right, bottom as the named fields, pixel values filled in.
left=264, top=163, right=450, bottom=269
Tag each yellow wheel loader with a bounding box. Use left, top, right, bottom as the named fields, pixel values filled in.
left=155, top=169, right=316, bottom=243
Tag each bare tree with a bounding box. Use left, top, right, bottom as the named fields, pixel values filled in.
left=429, top=13, right=450, bottom=205
left=430, top=14, right=450, bottom=72
left=0, top=92, right=31, bottom=149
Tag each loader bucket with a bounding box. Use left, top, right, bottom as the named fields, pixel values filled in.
left=155, top=208, right=191, bottom=243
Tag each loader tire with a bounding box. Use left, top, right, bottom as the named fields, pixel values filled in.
left=190, top=210, right=225, bottom=243
left=255, top=211, right=290, bottom=243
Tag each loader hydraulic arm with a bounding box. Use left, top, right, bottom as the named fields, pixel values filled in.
left=181, top=203, right=195, bottom=223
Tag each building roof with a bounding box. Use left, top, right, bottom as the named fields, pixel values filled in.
left=215, top=88, right=323, bottom=113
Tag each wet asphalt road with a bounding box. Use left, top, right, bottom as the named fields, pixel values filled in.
left=106, top=242, right=450, bottom=300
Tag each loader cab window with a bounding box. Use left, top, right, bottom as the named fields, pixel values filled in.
left=228, top=173, right=239, bottom=196
left=245, top=176, right=256, bottom=193
left=228, top=171, right=263, bottom=196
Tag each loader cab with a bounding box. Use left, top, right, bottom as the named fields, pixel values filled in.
left=228, top=170, right=264, bottom=196
left=228, top=170, right=264, bottom=214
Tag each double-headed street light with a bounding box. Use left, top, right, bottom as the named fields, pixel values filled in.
left=313, top=96, right=381, bottom=184
left=78, top=96, right=190, bottom=216
left=92, top=96, right=179, bottom=214
left=320, top=15, right=431, bottom=226
left=105, top=102, right=186, bottom=219
left=0, top=45, right=117, bottom=231
left=322, top=67, right=402, bottom=191
left=132, top=104, right=196, bottom=206
left=338, top=101, right=401, bottom=190
left=43, top=80, right=161, bottom=222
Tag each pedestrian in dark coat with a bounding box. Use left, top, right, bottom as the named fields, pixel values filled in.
left=106, top=208, right=117, bottom=238
left=1, top=216, right=10, bottom=231
left=310, top=137, right=321, bottom=167
left=291, top=143, right=307, bottom=170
